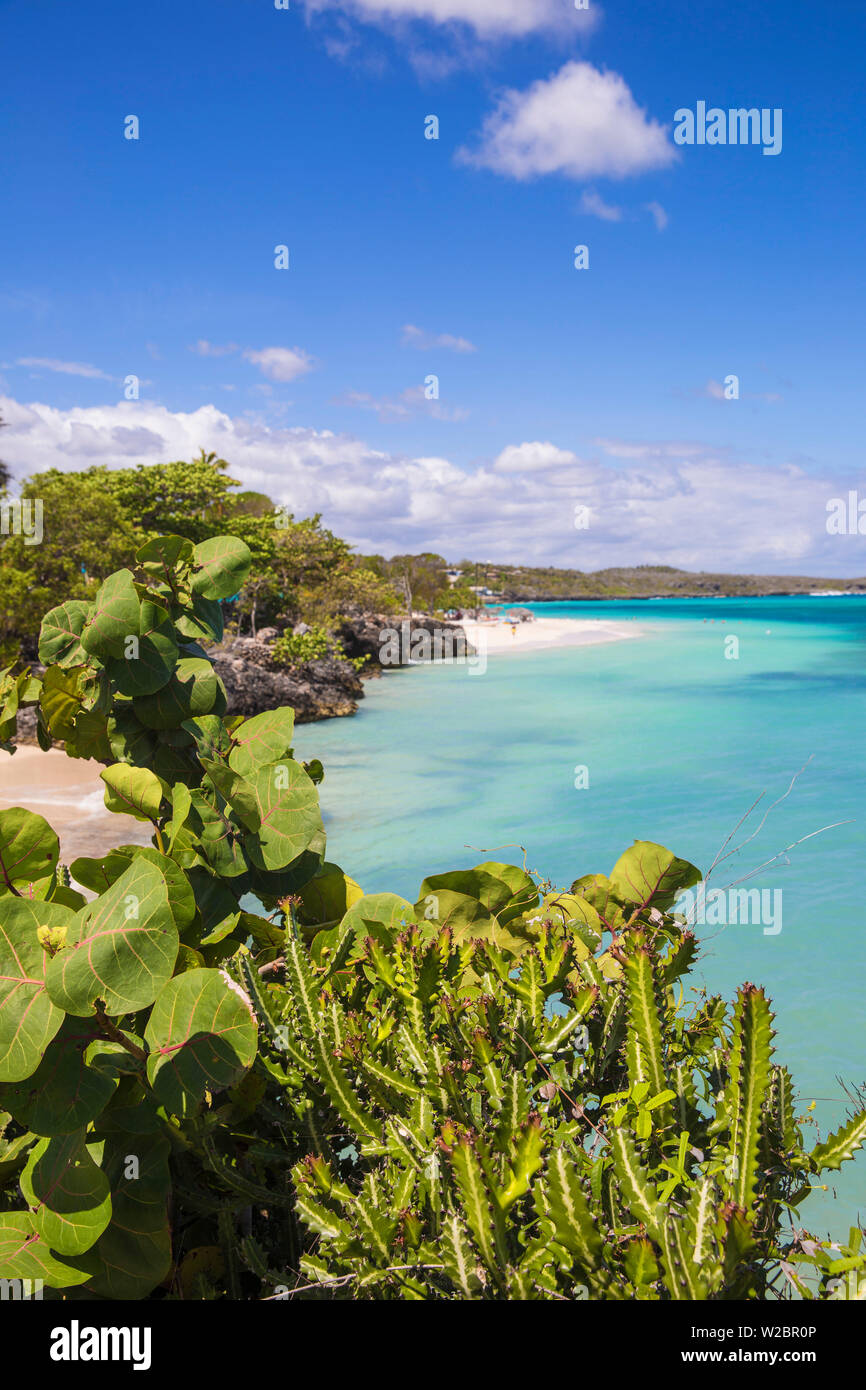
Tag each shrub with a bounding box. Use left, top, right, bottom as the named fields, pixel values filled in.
left=0, top=535, right=863, bottom=1300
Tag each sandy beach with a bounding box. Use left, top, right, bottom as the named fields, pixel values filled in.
left=460, top=615, right=643, bottom=655
left=0, top=746, right=153, bottom=866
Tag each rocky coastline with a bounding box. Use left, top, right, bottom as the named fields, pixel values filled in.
left=11, top=615, right=472, bottom=745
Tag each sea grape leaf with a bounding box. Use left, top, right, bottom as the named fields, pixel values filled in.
left=298, top=860, right=363, bottom=927
left=199, top=756, right=260, bottom=831
left=69, top=850, right=139, bottom=895
left=174, top=593, right=224, bottom=644
left=227, top=708, right=296, bottom=777
left=412, top=887, right=493, bottom=938
left=105, top=615, right=178, bottom=697
left=100, top=764, right=165, bottom=822
left=245, top=759, right=325, bottom=872
left=45, top=858, right=179, bottom=1017
left=38, top=600, right=92, bottom=668
left=144, top=968, right=258, bottom=1115
left=135, top=533, right=194, bottom=572
left=608, top=841, right=702, bottom=914
left=190, top=535, right=252, bottom=601
left=78, top=1129, right=172, bottom=1299
left=39, top=666, right=84, bottom=740
left=245, top=842, right=326, bottom=904
left=0, top=1212, right=91, bottom=1288
left=185, top=866, right=240, bottom=932
left=0, top=807, right=60, bottom=891
left=80, top=569, right=141, bottom=660
left=417, top=867, right=515, bottom=915
left=65, top=709, right=113, bottom=762
left=472, top=861, right=540, bottom=924
left=182, top=714, right=233, bottom=763
left=106, top=705, right=158, bottom=765
left=3, top=1017, right=118, bottom=1135
left=20, top=1131, right=112, bottom=1256
left=189, top=790, right=248, bottom=878
left=0, top=898, right=69, bottom=1080
left=134, top=657, right=222, bottom=730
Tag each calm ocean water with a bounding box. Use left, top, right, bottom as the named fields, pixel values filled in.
left=292, top=596, right=866, bottom=1237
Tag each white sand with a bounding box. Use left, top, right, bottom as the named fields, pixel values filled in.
left=460, top=615, right=642, bottom=655
left=0, top=746, right=152, bottom=865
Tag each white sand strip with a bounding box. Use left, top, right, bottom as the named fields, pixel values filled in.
left=460, top=616, right=643, bottom=655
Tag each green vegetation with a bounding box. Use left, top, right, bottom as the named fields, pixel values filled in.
left=474, top=562, right=866, bottom=602
left=0, top=456, right=476, bottom=665
left=0, top=537, right=864, bottom=1300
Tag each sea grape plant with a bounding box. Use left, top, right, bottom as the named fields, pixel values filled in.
left=0, top=535, right=331, bottom=1295
left=0, top=537, right=864, bottom=1300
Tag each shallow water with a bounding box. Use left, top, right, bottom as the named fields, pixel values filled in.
left=292, top=596, right=866, bottom=1238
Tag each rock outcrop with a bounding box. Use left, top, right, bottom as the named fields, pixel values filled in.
left=339, top=614, right=473, bottom=666
left=209, top=637, right=365, bottom=722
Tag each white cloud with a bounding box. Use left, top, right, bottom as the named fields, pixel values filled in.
left=0, top=394, right=857, bottom=574
left=493, top=441, right=582, bottom=473
left=302, top=0, right=592, bottom=39
left=580, top=189, right=623, bottom=221
left=334, top=384, right=469, bottom=422
left=645, top=200, right=669, bottom=230
left=190, top=340, right=239, bottom=357
left=402, top=324, right=477, bottom=353
left=458, top=62, right=677, bottom=182
left=15, top=358, right=113, bottom=381
left=242, top=347, right=316, bottom=383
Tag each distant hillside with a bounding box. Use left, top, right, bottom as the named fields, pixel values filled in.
left=465, top=563, right=866, bottom=602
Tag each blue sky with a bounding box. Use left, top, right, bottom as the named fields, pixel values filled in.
left=2, top=0, right=865, bottom=572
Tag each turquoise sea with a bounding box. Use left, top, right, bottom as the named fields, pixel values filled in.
left=292, top=596, right=866, bottom=1238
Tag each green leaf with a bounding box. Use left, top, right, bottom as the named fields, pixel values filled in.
left=609, top=840, right=702, bottom=915
left=38, top=600, right=92, bottom=667
left=105, top=613, right=178, bottom=697
left=190, top=535, right=251, bottom=600
left=135, top=533, right=194, bottom=572
left=79, top=1129, right=172, bottom=1299
left=106, top=705, right=157, bottom=765
left=3, top=1017, right=118, bottom=1135
left=134, top=657, right=223, bottom=730
left=0, top=898, right=70, bottom=1080
left=144, top=968, right=257, bottom=1115
left=0, top=1212, right=90, bottom=1288
left=0, top=807, right=60, bottom=890
left=227, top=708, right=296, bottom=777
left=245, top=759, right=325, bottom=872
left=20, top=1131, right=112, bottom=1255
left=38, top=667, right=84, bottom=740
left=45, top=858, right=179, bottom=1017
left=174, top=593, right=224, bottom=644
left=80, top=569, right=141, bottom=660
left=100, top=764, right=165, bottom=822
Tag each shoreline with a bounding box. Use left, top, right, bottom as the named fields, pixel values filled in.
left=460, top=615, right=643, bottom=655
left=0, top=747, right=152, bottom=868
